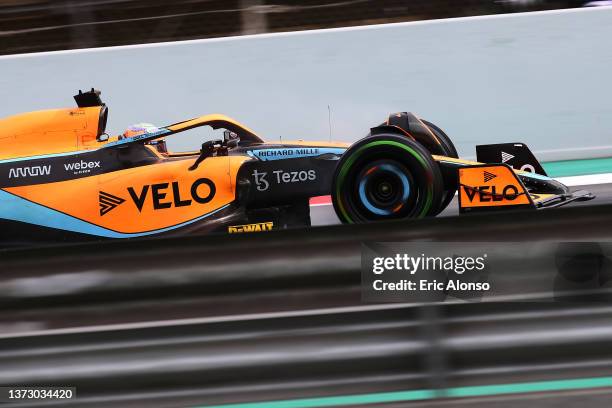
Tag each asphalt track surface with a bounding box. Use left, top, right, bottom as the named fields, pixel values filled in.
left=310, top=182, right=612, bottom=226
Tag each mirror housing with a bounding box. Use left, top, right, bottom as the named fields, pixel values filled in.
left=223, top=130, right=240, bottom=148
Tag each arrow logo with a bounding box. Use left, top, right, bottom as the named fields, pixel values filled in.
left=501, top=151, right=514, bottom=163
left=484, top=171, right=497, bottom=183
left=99, top=191, right=125, bottom=216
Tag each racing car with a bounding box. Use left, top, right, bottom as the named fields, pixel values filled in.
left=0, top=89, right=594, bottom=244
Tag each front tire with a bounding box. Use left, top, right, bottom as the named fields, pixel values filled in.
left=332, top=134, right=444, bottom=223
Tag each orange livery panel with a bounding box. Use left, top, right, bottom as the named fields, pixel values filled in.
left=458, top=164, right=534, bottom=213
left=6, top=156, right=251, bottom=234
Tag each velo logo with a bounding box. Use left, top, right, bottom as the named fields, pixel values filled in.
left=483, top=171, right=497, bottom=183
left=99, top=191, right=126, bottom=216
left=464, top=170, right=520, bottom=203
left=501, top=151, right=514, bottom=163
left=99, top=178, right=217, bottom=215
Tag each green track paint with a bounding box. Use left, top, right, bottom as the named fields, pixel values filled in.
left=543, top=157, right=612, bottom=177
left=196, top=375, right=612, bottom=408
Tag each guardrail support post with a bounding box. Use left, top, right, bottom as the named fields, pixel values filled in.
left=241, top=0, right=268, bottom=35
left=419, top=304, right=448, bottom=398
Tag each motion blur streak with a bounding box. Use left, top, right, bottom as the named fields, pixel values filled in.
left=1, top=303, right=612, bottom=406
left=2, top=204, right=612, bottom=405
left=0, top=0, right=582, bottom=55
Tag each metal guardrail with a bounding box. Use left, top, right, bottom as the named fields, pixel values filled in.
left=2, top=203, right=612, bottom=329
left=1, top=303, right=612, bottom=407
left=1, top=205, right=612, bottom=405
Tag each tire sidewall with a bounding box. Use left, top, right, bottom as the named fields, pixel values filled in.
left=332, top=134, right=443, bottom=223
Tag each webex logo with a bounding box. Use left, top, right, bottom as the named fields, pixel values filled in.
left=64, top=160, right=101, bottom=175
left=8, top=165, right=52, bottom=179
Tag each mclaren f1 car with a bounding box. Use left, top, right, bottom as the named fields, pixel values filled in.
left=0, top=89, right=594, bottom=244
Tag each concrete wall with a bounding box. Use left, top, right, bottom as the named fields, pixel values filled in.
left=1, top=7, right=611, bottom=160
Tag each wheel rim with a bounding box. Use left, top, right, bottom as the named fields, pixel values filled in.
left=357, top=162, right=412, bottom=216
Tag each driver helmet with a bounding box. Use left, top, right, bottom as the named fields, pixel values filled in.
left=122, top=123, right=168, bottom=154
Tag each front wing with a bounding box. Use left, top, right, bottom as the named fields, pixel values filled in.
left=457, top=163, right=594, bottom=213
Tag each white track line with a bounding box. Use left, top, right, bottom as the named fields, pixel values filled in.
left=557, top=173, right=612, bottom=187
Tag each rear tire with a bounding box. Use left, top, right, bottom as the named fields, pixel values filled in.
left=332, top=134, right=444, bottom=223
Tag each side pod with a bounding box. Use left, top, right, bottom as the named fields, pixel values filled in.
left=458, top=164, right=535, bottom=214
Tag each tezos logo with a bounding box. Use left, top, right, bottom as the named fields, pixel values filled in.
left=252, top=169, right=269, bottom=191
left=100, top=178, right=216, bottom=215
left=252, top=169, right=316, bottom=192
left=8, top=165, right=51, bottom=179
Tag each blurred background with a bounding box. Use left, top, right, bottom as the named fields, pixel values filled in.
left=2, top=0, right=611, bottom=158
left=0, top=0, right=603, bottom=55
left=2, top=3, right=612, bottom=407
